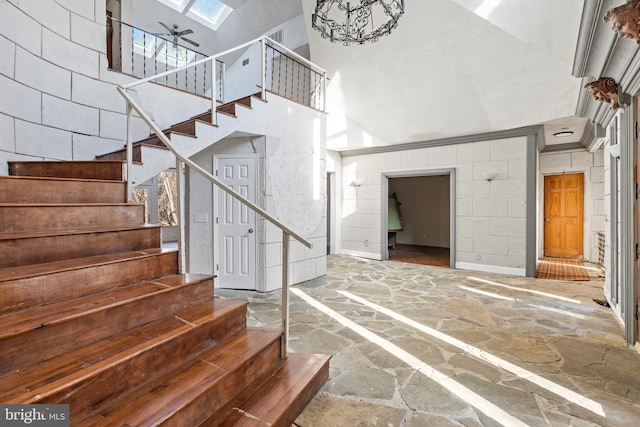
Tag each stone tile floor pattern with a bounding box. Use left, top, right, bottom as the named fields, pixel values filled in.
left=216, top=255, right=640, bottom=426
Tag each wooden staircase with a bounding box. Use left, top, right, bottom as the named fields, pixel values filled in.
left=0, top=160, right=330, bottom=426
left=96, top=94, right=261, bottom=163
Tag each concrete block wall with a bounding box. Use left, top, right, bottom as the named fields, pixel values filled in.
left=538, top=148, right=605, bottom=263
left=0, top=0, right=129, bottom=173
left=341, top=137, right=528, bottom=275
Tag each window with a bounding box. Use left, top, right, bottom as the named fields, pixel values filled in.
left=156, top=0, right=232, bottom=31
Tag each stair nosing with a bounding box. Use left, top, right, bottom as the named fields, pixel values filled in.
left=0, top=248, right=177, bottom=284
left=0, top=176, right=125, bottom=184
left=0, top=224, right=160, bottom=241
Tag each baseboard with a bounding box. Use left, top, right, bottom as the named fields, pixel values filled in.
left=341, top=249, right=382, bottom=261
left=455, top=262, right=526, bottom=277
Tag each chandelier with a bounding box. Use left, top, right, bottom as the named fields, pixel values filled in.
left=311, top=0, right=405, bottom=46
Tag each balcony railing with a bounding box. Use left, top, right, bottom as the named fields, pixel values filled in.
left=107, top=17, right=225, bottom=100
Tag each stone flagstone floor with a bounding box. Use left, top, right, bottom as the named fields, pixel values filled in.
left=215, top=255, right=640, bottom=427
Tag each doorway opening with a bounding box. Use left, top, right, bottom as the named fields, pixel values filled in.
left=383, top=171, right=455, bottom=268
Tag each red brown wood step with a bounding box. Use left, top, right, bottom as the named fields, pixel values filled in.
left=83, top=328, right=282, bottom=427
left=0, top=176, right=126, bottom=204
left=1, top=299, right=248, bottom=422
left=0, top=249, right=178, bottom=315
left=0, top=274, right=214, bottom=375
left=9, top=161, right=124, bottom=181
left=211, top=353, right=331, bottom=427
left=0, top=225, right=161, bottom=268
left=0, top=204, right=145, bottom=233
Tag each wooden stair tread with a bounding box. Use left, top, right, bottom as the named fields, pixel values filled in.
left=86, top=328, right=282, bottom=426
left=0, top=248, right=175, bottom=283
left=0, top=224, right=160, bottom=241
left=215, top=353, right=331, bottom=427
left=0, top=299, right=245, bottom=403
left=0, top=175, right=124, bottom=184
left=0, top=274, right=212, bottom=341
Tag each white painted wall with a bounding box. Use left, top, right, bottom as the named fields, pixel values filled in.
left=341, top=137, right=528, bottom=276
left=538, top=148, right=605, bottom=263
left=187, top=94, right=327, bottom=291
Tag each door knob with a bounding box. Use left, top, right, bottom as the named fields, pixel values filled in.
left=248, top=228, right=254, bottom=233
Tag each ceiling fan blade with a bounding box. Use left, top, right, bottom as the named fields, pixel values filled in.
left=180, top=36, right=200, bottom=47
left=159, top=22, right=173, bottom=33
left=177, top=29, right=193, bottom=36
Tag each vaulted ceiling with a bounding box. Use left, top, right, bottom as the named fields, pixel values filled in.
left=129, top=0, right=592, bottom=150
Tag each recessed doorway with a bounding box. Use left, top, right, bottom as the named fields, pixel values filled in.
left=383, top=171, right=455, bottom=268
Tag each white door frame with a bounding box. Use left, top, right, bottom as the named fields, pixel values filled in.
left=381, top=168, right=456, bottom=268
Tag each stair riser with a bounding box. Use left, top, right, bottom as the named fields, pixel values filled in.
left=0, top=279, right=214, bottom=375
left=0, top=252, right=178, bottom=315
left=0, top=178, right=126, bottom=204
left=95, top=146, right=142, bottom=162
left=0, top=228, right=161, bottom=268
left=9, top=161, right=124, bottom=181
left=47, top=303, right=248, bottom=419
left=152, top=337, right=282, bottom=427
left=0, top=205, right=145, bottom=233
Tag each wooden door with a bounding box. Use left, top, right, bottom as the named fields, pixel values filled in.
left=544, top=173, right=584, bottom=258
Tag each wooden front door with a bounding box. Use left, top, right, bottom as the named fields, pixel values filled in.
left=544, top=173, right=584, bottom=258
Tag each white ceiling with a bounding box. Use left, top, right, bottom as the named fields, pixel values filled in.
left=130, top=0, right=589, bottom=150
left=302, top=0, right=588, bottom=148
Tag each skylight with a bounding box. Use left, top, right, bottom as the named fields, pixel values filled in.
left=188, top=0, right=232, bottom=30
left=156, top=0, right=232, bottom=31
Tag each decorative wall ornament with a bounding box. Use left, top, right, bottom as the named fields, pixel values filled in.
left=584, top=78, right=620, bottom=109
left=604, top=0, right=640, bottom=44
left=312, top=0, right=405, bottom=46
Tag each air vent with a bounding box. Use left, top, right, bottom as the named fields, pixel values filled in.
left=268, top=29, right=284, bottom=44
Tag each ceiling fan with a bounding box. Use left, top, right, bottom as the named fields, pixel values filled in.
left=158, top=22, right=200, bottom=48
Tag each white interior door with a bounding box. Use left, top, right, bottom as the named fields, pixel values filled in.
left=214, top=155, right=257, bottom=290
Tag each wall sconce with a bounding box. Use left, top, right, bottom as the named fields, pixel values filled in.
left=350, top=180, right=362, bottom=187
left=609, top=144, right=621, bottom=158
left=480, top=172, right=498, bottom=181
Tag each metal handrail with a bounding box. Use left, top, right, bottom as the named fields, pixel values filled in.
left=116, top=35, right=324, bottom=359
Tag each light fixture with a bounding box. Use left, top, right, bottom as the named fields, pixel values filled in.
left=312, top=0, right=405, bottom=46
left=480, top=172, right=498, bottom=181
left=350, top=180, right=362, bottom=187
left=553, top=131, right=574, bottom=138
